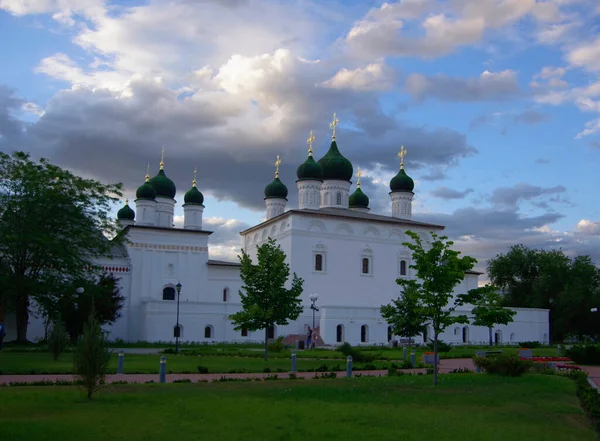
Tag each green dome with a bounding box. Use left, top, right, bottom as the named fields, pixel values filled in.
left=135, top=181, right=156, bottom=200
left=264, top=177, right=288, bottom=199
left=184, top=185, right=204, bottom=205
left=296, top=155, right=323, bottom=181
left=349, top=187, right=369, bottom=208
left=149, top=169, right=176, bottom=199
left=117, top=203, right=135, bottom=221
left=317, top=140, right=353, bottom=181
left=390, top=168, right=414, bottom=192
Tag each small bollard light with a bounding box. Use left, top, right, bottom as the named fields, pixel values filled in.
left=159, top=356, right=167, bottom=384
left=346, top=355, right=353, bottom=378
left=403, top=346, right=407, bottom=360
left=410, top=351, right=416, bottom=368
left=117, top=351, right=124, bottom=374
left=291, top=350, right=297, bottom=373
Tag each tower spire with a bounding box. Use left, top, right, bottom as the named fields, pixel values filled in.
left=356, top=166, right=362, bottom=188
left=329, top=112, right=339, bottom=140
left=160, top=147, right=165, bottom=170
left=275, top=155, right=281, bottom=178
left=145, top=163, right=150, bottom=182
left=193, top=167, right=197, bottom=187
left=307, top=130, right=315, bottom=156
left=398, top=145, right=407, bottom=170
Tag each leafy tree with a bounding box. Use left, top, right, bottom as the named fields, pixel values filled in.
left=229, top=238, right=304, bottom=361
left=457, top=285, right=517, bottom=347
left=381, top=281, right=425, bottom=350
left=399, top=230, right=476, bottom=386
left=0, top=151, right=123, bottom=342
left=73, top=305, right=111, bottom=400
left=47, top=314, right=70, bottom=360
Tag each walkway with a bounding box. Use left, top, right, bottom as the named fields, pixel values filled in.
left=0, top=358, right=477, bottom=385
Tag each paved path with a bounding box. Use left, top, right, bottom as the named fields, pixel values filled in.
left=0, top=358, right=477, bottom=385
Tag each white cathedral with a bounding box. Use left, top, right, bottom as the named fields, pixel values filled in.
left=16, top=115, right=550, bottom=346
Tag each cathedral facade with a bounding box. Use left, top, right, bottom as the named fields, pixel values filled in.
left=11, top=116, right=550, bottom=346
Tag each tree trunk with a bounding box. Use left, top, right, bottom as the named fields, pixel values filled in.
left=489, top=327, right=493, bottom=347
left=264, top=327, right=269, bottom=362
left=15, top=292, right=29, bottom=343
left=433, top=332, right=439, bottom=387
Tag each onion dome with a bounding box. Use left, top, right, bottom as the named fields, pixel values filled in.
left=390, top=146, right=414, bottom=192
left=297, top=130, right=323, bottom=181
left=149, top=169, right=176, bottom=199
left=184, top=170, right=204, bottom=205
left=136, top=172, right=156, bottom=200
left=317, top=140, right=353, bottom=181
left=265, top=155, right=288, bottom=199
left=349, top=187, right=369, bottom=208
left=117, top=200, right=135, bottom=220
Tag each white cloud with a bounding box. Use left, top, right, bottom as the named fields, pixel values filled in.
left=577, top=219, right=600, bottom=236
left=320, top=64, right=395, bottom=91
left=567, top=38, right=600, bottom=72
left=575, top=118, right=600, bottom=139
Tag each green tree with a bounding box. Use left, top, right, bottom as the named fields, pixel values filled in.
left=47, top=314, right=70, bottom=360
left=73, top=305, right=111, bottom=400
left=400, top=230, right=476, bottom=386
left=381, top=281, right=425, bottom=350
left=229, top=238, right=304, bottom=361
left=0, top=151, right=123, bottom=342
left=457, top=285, right=517, bottom=347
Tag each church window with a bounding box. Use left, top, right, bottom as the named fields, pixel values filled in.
left=360, top=325, right=368, bottom=343
left=223, top=288, right=229, bottom=302
left=336, top=325, right=344, bottom=343
left=336, top=192, right=342, bottom=205
left=204, top=326, right=213, bottom=339
left=462, top=326, right=469, bottom=344
left=315, top=254, right=323, bottom=271
left=162, top=287, right=175, bottom=301
left=361, top=258, right=369, bottom=274
left=400, top=260, right=407, bottom=276
left=267, top=325, right=275, bottom=339
left=387, top=326, right=393, bottom=342
left=241, top=328, right=248, bottom=337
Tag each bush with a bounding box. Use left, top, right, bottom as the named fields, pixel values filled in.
left=426, top=340, right=452, bottom=353
left=196, top=366, right=209, bottom=374
left=566, top=345, right=600, bottom=365
left=473, top=355, right=533, bottom=377
left=268, top=336, right=286, bottom=353
left=73, top=307, right=111, bottom=400
left=570, top=370, right=600, bottom=433
left=518, top=341, right=542, bottom=348
left=47, top=317, right=70, bottom=361
left=338, top=342, right=377, bottom=363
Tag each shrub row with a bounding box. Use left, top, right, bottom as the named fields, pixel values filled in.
left=473, top=355, right=534, bottom=377
left=570, top=371, right=600, bottom=433
left=566, top=345, right=600, bottom=365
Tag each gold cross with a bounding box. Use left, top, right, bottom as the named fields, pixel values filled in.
left=356, top=166, right=362, bottom=187
left=126, top=199, right=129, bottom=204
left=160, top=147, right=165, bottom=170
left=330, top=112, right=339, bottom=140
left=398, top=146, right=407, bottom=169
left=307, top=130, right=315, bottom=156
left=275, top=155, right=281, bottom=178
left=193, top=167, right=197, bottom=187
left=145, top=163, right=150, bottom=182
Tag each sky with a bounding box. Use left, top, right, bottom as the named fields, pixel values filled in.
left=1, top=0, right=600, bottom=276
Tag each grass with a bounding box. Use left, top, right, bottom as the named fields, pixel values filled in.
left=0, top=374, right=594, bottom=440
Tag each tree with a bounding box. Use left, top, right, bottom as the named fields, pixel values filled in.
left=73, top=305, right=111, bottom=400
left=457, top=285, right=517, bottom=346
left=47, top=314, right=70, bottom=360
left=381, top=281, right=425, bottom=350
left=229, top=238, right=304, bottom=361
left=0, top=151, right=123, bottom=342
left=399, top=230, right=476, bottom=386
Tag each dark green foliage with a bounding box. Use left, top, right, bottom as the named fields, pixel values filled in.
left=229, top=238, right=304, bottom=361
left=449, top=367, right=473, bottom=374
left=0, top=151, right=124, bottom=342
left=338, top=342, right=377, bottom=363
left=426, top=340, right=452, bottom=353
left=267, top=336, right=286, bottom=353
left=473, top=355, right=533, bottom=377
left=381, top=281, right=425, bottom=349
left=518, top=341, right=543, bottom=348
left=73, top=306, right=111, bottom=399
left=47, top=316, right=69, bottom=361
left=196, top=366, right=209, bottom=374
left=566, top=345, right=600, bottom=365
left=570, top=370, right=600, bottom=434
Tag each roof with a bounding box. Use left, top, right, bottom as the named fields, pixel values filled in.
left=207, top=259, right=241, bottom=267
left=124, top=225, right=213, bottom=235
left=239, top=207, right=445, bottom=235
left=466, top=270, right=484, bottom=275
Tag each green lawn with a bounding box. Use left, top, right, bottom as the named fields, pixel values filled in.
left=0, top=374, right=594, bottom=441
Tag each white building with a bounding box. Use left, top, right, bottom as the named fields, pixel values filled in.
left=9, top=122, right=550, bottom=346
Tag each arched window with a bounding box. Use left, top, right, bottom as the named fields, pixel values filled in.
left=400, top=260, right=407, bottom=276
left=361, top=257, right=369, bottom=274
left=223, top=288, right=229, bottom=302
left=336, top=324, right=344, bottom=343
left=494, top=330, right=502, bottom=346
left=510, top=332, right=516, bottom=342
left=462, top=326, right=469, bottom=344
left=423, top=327, right=428, bottom=343
left=162, top=287, right=175, bottom=301
left=360, top=325, right=368, bottom=343
left=336, top=192, right=342, bottom=205
left=387, top=326, right=393, bottom=342
left=315, top=253, right=323, bottom=271
left=454, top=327, right=459, bottom=335
left=204, top=326, right=213, bottom=339
left=267, top=325, right=275, bottom=339
left=241, top=328, right=248, bottom=337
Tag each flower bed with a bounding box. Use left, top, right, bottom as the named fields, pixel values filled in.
left=556, top=364, right=581, bottom=371
left=526, top=357, right=572, bottom=362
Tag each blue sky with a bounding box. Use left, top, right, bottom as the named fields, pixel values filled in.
left=1, top=0, right=600, bottom=272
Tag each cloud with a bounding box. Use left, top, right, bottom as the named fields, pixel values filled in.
left=406, top=70, right=520, bottom=102
left=567, top=38, right=600, bottom=73
left=513, top=109, right=549, bottom=125
left=0, top=85, right=26, bottom=138
left=490, top=183, right=567, bottom=208
left=535, top=158, right=550, bottom=165
left=430, top=186, right=473, bottom=199
left=320, top=64, right=396, bottom=91
left=577, top=219, right=600, bottom=236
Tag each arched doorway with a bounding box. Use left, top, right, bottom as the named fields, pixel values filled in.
left=387, top=326, right=393, bottom=342
left=494, top=330, right=502, bottom=345
left=336, top=324, right=344, bottom=343
left=462, top=326, right=469, bottom=344
left=360, top=325, right=368, bottom=343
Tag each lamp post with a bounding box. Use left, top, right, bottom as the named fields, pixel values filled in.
left=309, top=294, right=319, bottom=330
left=75, top=287, right=84, bottom=344
left=175, top=282, right=182, bottom=353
